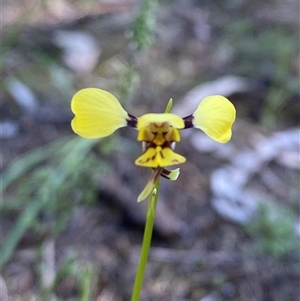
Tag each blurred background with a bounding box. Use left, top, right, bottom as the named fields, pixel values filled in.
left=1, top=0, right=299, bottom=300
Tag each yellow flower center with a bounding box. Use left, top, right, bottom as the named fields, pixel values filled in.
left=138, top=122, right=180, bottom=146
left=135, top=120, right=186, bottom=168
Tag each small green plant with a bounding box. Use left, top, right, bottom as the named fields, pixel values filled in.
left=1, top=136, right=107, bottom=268
left=244, top=202, right=298, bottom=260
left=221, top=22, right=299, bottom=130
left=117, top=0, right=158, bottom=102
left=131, top=0, right=158, bottom=50
left=40, top=250, right=96, bottom=301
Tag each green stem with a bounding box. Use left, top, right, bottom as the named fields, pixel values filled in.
left=130, top=179, right=160, bottom=301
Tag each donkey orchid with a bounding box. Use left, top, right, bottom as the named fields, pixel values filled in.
left=71, top=88, right=236, bottom=201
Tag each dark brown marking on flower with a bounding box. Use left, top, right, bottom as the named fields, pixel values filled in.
left=161, top=141, right=171, bottom=149
left=183, top=115, right=194, bottom=129
left=140, top=157, right=151, bottom=164
left=151, top=152, right=156, bottom=161
left=161, top=168, right=171, bottom=175
left=153, top=167, right=164, bottom=181
left=147, top=141, right=156, bottom=148
left=127, top=113, right=138, bottom=128
left=160, top=173, right=169, bottom=180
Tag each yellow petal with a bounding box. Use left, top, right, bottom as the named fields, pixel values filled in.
left=71, top=88, right=128, bottom=139
left=137, top=113, right=184, bottom=130
left=135, top=146, right=186, bottom=167
left=193, top=95, right=236, bottom=143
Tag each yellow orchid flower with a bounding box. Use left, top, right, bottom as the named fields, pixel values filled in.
left=71, top=88, right=236, bottom=200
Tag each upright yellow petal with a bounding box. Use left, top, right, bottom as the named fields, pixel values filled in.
left=137, top=113, right=184, bottom=130
left=71, top=88, right=128, bottom=139
left=192, top=95, right=236, bottom=143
